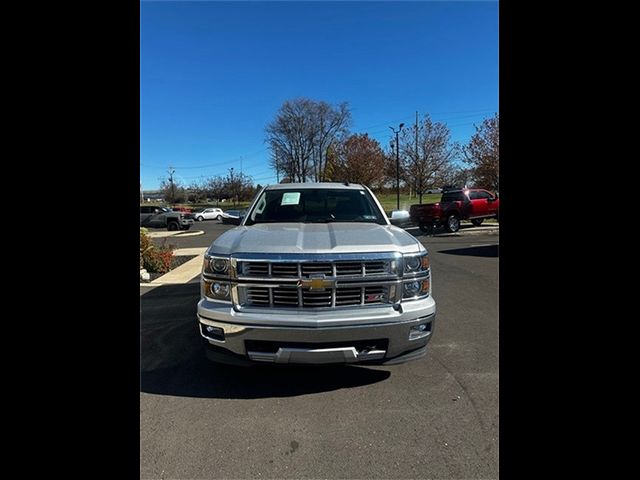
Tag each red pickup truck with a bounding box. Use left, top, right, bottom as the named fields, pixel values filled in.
left=409, top=188, right=499, bottom=233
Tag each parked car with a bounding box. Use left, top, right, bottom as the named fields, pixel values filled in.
left=425, top=188, right=442, bottom=194
left=220, top=209, right=246, bottom=225
left=195, top=207, right=224, bottom=222
left=198, top=182, right=435, bottom=365
left=140, top=206, right=194, bottom=231
left=409, top=188, right=499, bottom=233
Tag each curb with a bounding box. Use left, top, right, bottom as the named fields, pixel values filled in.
left=146, top=230, right=205, bottom=239
left=172, top=230, right=205, bottom=238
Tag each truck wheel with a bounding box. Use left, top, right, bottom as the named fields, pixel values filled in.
left=445, top=214, right=460, bottom=233
left=197, top=216, right=204, bottom=222
left=167, top=221, right=179, bottom=231
left=471, top=219, right=484, bottom=227
left=419, top=223, right=434, bottom=234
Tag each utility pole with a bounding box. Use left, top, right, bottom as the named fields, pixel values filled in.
left=168, top=166, right=176, bottom=205
left=229, top=167, right=235, bottom=206
left=416, top=111, right=421, bottom=204
left=389, top=123, right=405, bottom=210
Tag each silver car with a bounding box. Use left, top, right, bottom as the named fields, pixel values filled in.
left=197, top=183, right=436, bottom=365
left=195, top=208, right=224, bottom=222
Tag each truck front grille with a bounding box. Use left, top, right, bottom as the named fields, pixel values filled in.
left=243, top=285, right=390, bottom=308
left=241, top=260, right=392, bottom=278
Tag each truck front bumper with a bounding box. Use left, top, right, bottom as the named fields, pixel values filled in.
left=197, top=296, right=435, bottom=365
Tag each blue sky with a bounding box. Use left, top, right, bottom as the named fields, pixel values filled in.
left=140, top=1, right=498, bottom=191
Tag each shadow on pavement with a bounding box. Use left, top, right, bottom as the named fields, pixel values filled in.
left=438, top=244, right=499, bottom=257
left=140, top=284, right=391, bottom=399
left=404, top=224, right=498, bottom=237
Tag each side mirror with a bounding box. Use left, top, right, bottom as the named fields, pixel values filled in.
left=389, top=210, right=410, bottom=226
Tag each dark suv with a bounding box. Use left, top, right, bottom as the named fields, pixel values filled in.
left=140, top=206, right=194, bottom=231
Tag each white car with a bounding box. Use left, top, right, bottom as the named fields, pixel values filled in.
left=195, top=208, right=224, bottom=221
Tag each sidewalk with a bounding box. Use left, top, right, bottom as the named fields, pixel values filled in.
left=141, top=247, right=207, bottom=286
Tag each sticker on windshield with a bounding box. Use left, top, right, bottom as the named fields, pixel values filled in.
left=281, top=192, right=301, bottom=205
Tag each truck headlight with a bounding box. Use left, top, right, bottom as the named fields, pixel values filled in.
left=404, top=253, right=429, bottom=273
left=202, top=279, right=231, bottom=301
left=402, top=278, right=430, bottom=299
left=203, top=255, right=230, bottom=275
left=211, top=258, right=229, bottom=273
left=212, top=282, right=230, bottom=297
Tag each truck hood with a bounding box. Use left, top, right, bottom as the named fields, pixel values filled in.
left=209, top=223, right=423, bottom=256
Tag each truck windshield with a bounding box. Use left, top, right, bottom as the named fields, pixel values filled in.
left=245, top=188, right=386, bottom=225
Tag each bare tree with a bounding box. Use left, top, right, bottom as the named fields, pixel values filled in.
left=205, top=176, right=226, bottom=206
left=333, top=134, right=386, bottom=188
left=266, top=98, right=351, bottom=182
left=400, top=115, right=457, bottom=204
left=225, top=168, right=254, bottom=206
left=463, top=113, right=499, bottom=191
left=159, top=171, right=186, bottom=204
left=311, top=101, right=351, bottom=181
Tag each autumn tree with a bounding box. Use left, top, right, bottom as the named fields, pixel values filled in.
left=333, top=134, right=386, bottom=188
left=463, top=113, right=499, bottom=191
left=399, top=115, right=457, bottom=204
left=266, top=98, right=351, bottom=182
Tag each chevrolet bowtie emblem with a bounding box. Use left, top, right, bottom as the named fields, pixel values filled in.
left=298, top=274, right=335, bottom=291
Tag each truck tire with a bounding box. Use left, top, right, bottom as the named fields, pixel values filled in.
left=167, top=221, right=180, bottom=231
left=445, top=214, right=460, bottom=233
left=471, top=218, right=484, bottom=227
left=419, top=223, right=434, bottom=234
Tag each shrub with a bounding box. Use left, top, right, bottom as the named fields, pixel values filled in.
left=142, top=246, right=174, bottom=274
left=140, top=230, right=175, bottom=273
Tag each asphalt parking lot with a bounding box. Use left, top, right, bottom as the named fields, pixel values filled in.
left=140, top=222, right=498, bottom=479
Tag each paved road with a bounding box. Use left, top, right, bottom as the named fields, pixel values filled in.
left=140, top=230, right=499, bottom=479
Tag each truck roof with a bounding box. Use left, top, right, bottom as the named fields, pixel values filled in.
left=265, top=182, right=365, bottom=190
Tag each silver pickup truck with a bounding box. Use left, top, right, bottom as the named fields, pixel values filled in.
left=197, top=182, right=435, bottom=365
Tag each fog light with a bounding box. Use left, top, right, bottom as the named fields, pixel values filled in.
left=201, top=324, right=225, bottom=341
left=409, top=323, right=431, bottom=340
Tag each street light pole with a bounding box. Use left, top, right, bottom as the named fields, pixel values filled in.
left=389, top=123, right=404, bottom=210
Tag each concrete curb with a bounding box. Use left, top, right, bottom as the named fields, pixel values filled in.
left=146, top=229, right=204, bottom=238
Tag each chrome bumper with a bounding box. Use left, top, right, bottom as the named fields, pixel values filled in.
left=197, top=296, right=435, bottom=364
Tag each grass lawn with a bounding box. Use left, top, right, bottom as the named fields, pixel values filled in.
left=374, top=192, right=441, bottom=213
